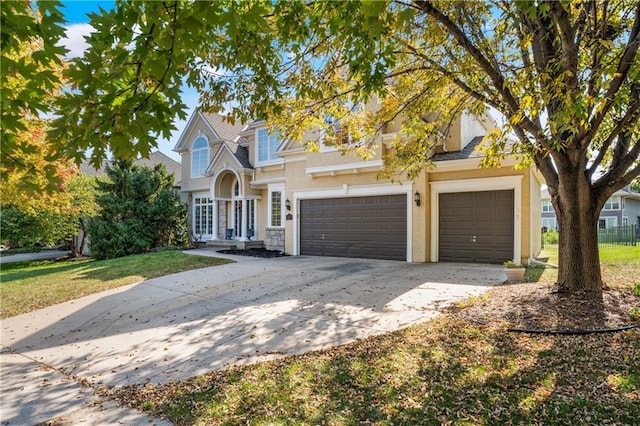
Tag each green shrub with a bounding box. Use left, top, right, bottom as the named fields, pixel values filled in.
left=542, top=229, right=559, bottom=245
left=88, top=159, right=187, bottom=260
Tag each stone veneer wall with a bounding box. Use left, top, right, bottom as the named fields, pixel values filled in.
left=187, top=193, right=195, bottom=242
left=265, top=228, right=285, bottom=252
left=217, top=201, right=227, bottom=239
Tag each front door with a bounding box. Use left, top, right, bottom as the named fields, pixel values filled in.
left=231, top=199, right=256, bottom=239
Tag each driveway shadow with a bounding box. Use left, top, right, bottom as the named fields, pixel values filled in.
left=1, top=256, right=503, bottom=424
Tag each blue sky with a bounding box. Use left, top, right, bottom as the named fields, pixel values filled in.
left=61, top=0, right=114, bottom=24
left=59, top=1, right=196, bottom=161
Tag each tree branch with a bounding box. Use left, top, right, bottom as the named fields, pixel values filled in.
left=413, top=1, right=522, bottom=117
left=582, top=3, right=640, bottom=146
left=588, top=95, right=640, bottom=176
left=548, top=0, right=579, bottom=91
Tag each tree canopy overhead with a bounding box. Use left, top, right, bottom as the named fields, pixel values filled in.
left=4, top=0, right=639, bottom=294
left=0, top=0, right=73, bottom=193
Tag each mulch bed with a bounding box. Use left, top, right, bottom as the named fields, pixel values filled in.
left=447, top=282, right=640, bottom=334
left=217, top=248, right=288, bottom=258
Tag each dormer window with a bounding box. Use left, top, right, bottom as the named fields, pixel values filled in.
left=191, top=136, right=209, bottom=178
left=256, top=128, right=281, bottom=165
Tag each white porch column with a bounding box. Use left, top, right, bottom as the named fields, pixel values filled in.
left=240, top=199, right=249, bottom=241
left=211, top=200, right=219, bottom=240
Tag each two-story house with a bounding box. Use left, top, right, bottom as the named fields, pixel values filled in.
left=174, top=108, right=543, bottom=265
left=541, top=186, right=640, bottom=231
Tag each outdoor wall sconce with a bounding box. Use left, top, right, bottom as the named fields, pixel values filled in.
left=285, top=199, right=291, bottom=211
left=414, top=191, right=421, bottom=207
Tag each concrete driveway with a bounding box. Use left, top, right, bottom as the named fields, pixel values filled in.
left=0, top=251, right=505, bottom=425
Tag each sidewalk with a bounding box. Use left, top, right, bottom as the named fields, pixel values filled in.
left=0, top=250, right=70, bottom=264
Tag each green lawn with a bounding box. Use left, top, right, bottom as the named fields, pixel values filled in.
left=0, top=251, right=232, bottom=318
left=527, top=245, right=640, bottom=288
left=540, top=244, right=640, bottom=265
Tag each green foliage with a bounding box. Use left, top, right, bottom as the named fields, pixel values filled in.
left=0, top=204, right=77, bottom=248
left=1, top=0, right=66, bottom=134
left=542, top=229, right=559, bottom=245
left=6, top=0, right=636, bottom=195
left=1, top=0, right=69, bottom=191
left=88, top=159, right=187, bottom=260
left=1, top=174, right=98, bottom=255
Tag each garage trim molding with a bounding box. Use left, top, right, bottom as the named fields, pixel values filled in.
left=430, top=176, right=522, bottom=263
left=292, top=183, right=414, bottom=261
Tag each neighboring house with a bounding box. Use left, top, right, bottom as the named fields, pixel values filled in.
left=174, top=108, right=543, bottom=265
left=541, top=186, right=640, bottom=230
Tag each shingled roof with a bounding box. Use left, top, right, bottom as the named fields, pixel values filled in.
left=431, top=136, right=485, bottom=161
left=432, top=136, right=518, bottom=162
left=201, top=112, right=246, bottom=142
left=233, top=145, right=253, bottom=169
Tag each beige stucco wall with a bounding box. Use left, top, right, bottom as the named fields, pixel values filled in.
left=179, top=115, right=218, bottom=193
left=280, top=149, right=425, bottom=260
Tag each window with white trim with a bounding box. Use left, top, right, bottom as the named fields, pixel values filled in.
left=542, top=217, right=557, bottom=231
left=598, top=217, right=617, bottom=228
left=193, top=194, right=214, bottom=236
left=541, top=200, right=554, bottom=212
left=603, top=197, right=620, bottom=210
left=191, top=136, right=209, bottom=178
left=268, top=185, right=284, bottom=228
left=256, top=128, right=281, bottom=164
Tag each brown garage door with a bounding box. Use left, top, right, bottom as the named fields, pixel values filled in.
left=439, top=190, right=514, bottom=263
left=300, top=195, right=407, bottom=260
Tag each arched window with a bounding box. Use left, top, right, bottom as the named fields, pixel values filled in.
left=191, top=137, right=209, bottom=177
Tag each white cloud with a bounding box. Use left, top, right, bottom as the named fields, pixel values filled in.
left=59, top=23, right=95, bottom=58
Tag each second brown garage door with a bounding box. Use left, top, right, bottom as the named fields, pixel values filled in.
left=439, top=190, right=514, bottom=263
left=300, top=195, right=407, bottom=261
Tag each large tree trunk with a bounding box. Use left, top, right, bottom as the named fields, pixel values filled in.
left=552, top=166, right=603, bottom=294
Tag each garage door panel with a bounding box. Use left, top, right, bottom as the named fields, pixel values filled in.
left=300, top=195, right=407, bottom=261
left=439, top=190, right=514, bottom=264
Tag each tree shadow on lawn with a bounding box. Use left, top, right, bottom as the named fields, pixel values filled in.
left=0, top=259, right=93, bottom=283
